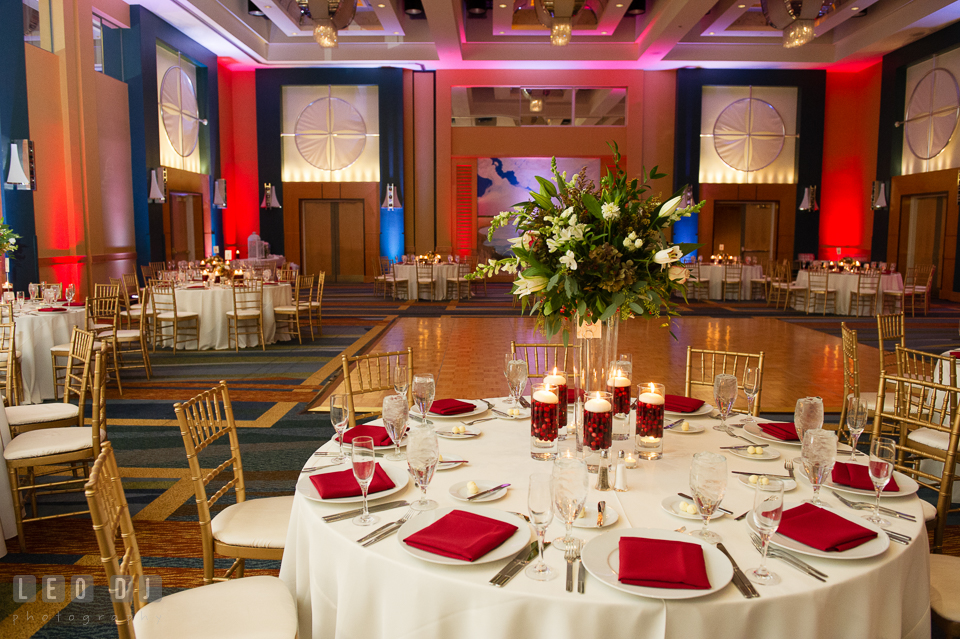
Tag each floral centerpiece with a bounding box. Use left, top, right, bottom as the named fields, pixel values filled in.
left=0, top=222, right=20, bottom=257
left=469, top=143, right=702, bottom=340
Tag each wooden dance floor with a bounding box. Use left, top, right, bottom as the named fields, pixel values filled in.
left=325, top=316, right=878, bottom=414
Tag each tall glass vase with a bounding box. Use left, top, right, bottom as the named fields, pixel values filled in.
left=574, top=313, right=619, bottom=472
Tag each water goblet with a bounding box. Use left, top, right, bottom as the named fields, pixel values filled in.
left=845, top=397, right=868, bottom=461
left=393, top=363, right=409, bottom=397
left=552, top=456, right=588, bottom=551
left=794, top=396, right=824, bottom=467
left=747, top=478, right=785, bottom=586
left=503, top=354, right=515, bottom=406
left=525, top=473, right=556, bottom=581
left=382, top=394, right=409, bottom=462
left=802, top=429, right=837, bottom=507
left=28, top=283, right=37, bottom=301
left=741, top=367, right=761, bottom=427
left=16, top=291, right=24, bottom=312
left=689, top=451, right=727, bottom=543
left=712, top=374, right=738, bottom=432
left=65, top=283, right=76, bottom=306
left=407, top=423, right=439, bottom=511
left=328, top=394, right=350, bottom=465
left=412, top=374, right=436, bottom=426
left=350, top=436, right=379, bottom=526
left=506, top=358, right=529, bottom=408
left=865, top=437, right=896, bottom=526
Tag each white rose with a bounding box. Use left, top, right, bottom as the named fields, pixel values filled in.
left=559, top=250, right=578, bottom=271
left=653, top=246, right=684, bottom=265
left=668, top=265, right=690, bottom=284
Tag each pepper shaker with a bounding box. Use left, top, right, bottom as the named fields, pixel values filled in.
left=596, top=449, right=612, bottom=491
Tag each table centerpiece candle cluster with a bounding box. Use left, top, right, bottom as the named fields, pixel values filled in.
left=530, top=383, right=560, bottom=460
left=636, top=382, right=665, bottom=460
left=607, top=359, right=632, bottom=440
left=582, top=391, right=613, bottom=472
left=543, top=368, right=568, bottom=431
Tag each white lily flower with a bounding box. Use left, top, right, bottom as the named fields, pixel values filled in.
left=656, top=195, right=682, bottom=220
left=514, top=274, right=549, bottom=297
left=623, top=237, right=633, bottom=249
left=546, top=237, right=562, bottom=253
left=653, top=246, right=683, bottom=265
left=560, top=250, right=578, bottom=271
left=601, top=203, right=620, bottom=221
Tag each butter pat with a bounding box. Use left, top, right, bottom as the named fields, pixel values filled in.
left=748, top=474, right=759, bottom=484
left=466, top=481, right=480, bottom=496
left=681, top=422, right=690, bottom=431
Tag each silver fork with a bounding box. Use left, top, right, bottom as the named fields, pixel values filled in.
left=463, top=416, right=497, bottom=426
left=564, top=544, right=579, bottom=592
left=749, top=533, right=827, bottom=581
left=784, top=459, right=795, bottom=479
left=830, top=491, right=916, bottom=521
left=360, top=511, right=415, bottom=547
left=725, top=429, right=755, bottom=444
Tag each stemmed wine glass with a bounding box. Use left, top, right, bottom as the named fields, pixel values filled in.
left=552, top=456, right=588, bottom=551
left=407, top=423, right=439, bottom=511
left=15, top=291, right=24, bottom=313
left=329, top=394, right=350, bottom=465
left=525, top=473, right=555, bottom=581
left=801, top=429, right=837, bottom=507
left=794, top=396, right=824, bottom=467
left=506, top=358, right=529, bottom=408
left=689, top=451, right=727, bottom=543
left=412, top=374, right=436, bottom=426
left=747, top=478, right=785, bottom=586
left=351, top=436, right=379, bottom=526
left=65, top=283, right=76, bottom=307
left=713, top=374, right=738, bottom=432
left=28, top=283, right=37, bottom=302
left=503, top=354, right=515, bottom=406
left=382, top=394, right=409, bottom=462
left=845, top=397, right=868, bottom=461
left=741, top=367, right=761, bottom=428
left=393, top=363, right=409, bottom=398
left=865, top=437, right=896, bottom=526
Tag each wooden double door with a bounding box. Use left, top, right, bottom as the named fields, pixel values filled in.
left=301, top=199, right=365, bottom=282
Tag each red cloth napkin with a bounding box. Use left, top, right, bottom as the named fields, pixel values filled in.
left=948, top=351, right=960, bottom=358
left=618, top=537, right=711, bottom=589
left=38, top=307, right=67, bottom=312
left=429, top=399, right=475, bottom=416
left=758, top=422, right=800, bottom=441
left=403, top=510, right=518, bottom=562
left=777, top=503, right=878, bottom=552
left=186, top=285, right=205, bottom=289
left=264, top=282, right=279, bottom=286
left=832, top=462, right=899, bottom=492
left=64, top=301, right=84, bottom=307
left=337, top=425, right=394, bottom=446
left=308, top=465, right=395, bottom=499
left=664, top=395, right=705, bottom=413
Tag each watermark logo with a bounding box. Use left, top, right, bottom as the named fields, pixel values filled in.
left=13, top=575, right=162, bottom=605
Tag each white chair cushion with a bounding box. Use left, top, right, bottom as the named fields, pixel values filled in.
left=6, top=403, right=80, bottom=427
left=3, top=426, right=105, bottom=460
left=274, top=306, right=297, bottom=313
left=133, top=575, right=297, bottom=639
left=922, top=499, right=938, bottom=523
left=115, top=329, right=143, bottom=341
left=210, top=496, right=293, bottom=549
left=930, top=554, right=960, bottom=624
left=156, top=312, right=199, bottom=320
left=226, top=310, right=261, bottom=318
left=847, top=391, right=896, bottom=413
left=907, top=427, right=949, bottom=451
left=0, top=351, right=22, bottom=360
left=51, top=341, right=105, bottom=354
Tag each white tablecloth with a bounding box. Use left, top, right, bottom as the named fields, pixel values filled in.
left=172, top=284, right=292, bottom=350
left=792, top=272, right=904, bottom=315
left=281, top=410, right=930, bottom=639
left=696, top=265, right=763, bottom=300
left=233, top=255, right=286, bottom=272
left=0, top=400, right=14, bottom=548
left=15, top=306, right=86, bottom=404
left=392, top=264, right=461, bottom=301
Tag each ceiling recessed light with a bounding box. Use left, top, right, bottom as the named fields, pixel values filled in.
left=851, top=5, right=859, bottom=9
left=615, top=3, right=623, bottom=6
left=377, top=3, right=385, bottom=6
left=499, top=3, right=506, bottom=6
left=709, top=31, right=714, bottom=35
left=394, top=31, right=399, bottom=34
left=264, top=4, right=272, bottom=7
left=601, top=30, right=606, bottom=34
left=737, top=3, right=745, bottom=7
left=499, top=31, right=504, bottom=34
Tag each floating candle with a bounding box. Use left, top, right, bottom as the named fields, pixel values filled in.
left=532, top=389, right=558, bottom=404
left=543, top=368, right=566, bottom=386
left=638, top=392, right=664, bottom=405
left=585, top=395, right=612, bottom=413
left=609, top=375, right=632, bottom=388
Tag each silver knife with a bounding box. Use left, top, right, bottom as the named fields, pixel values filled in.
left=716, top=543, right=760, bottom=598
left=577, top=556, right=586, bottom=593
left=664, top=418, right=685, bottom=430
left=322, top=500, right=409, bottom=523
left=491, top=408, right=512, bottom=418
left=731, top=471, right=793, bottom=479
left=519, top=396, right=531, bottom=408
left=467, top=483, right=510, bottom=501
left=492, top=541, right=551, bottom=587
left=490, top=541, right=538, bottom=586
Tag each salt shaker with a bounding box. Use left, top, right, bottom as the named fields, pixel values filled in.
left=595, top=449, right=612, bottom=491
left=614, top=450, right=628, bottom=492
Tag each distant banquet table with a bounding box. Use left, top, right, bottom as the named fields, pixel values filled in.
left=14, top=304, right=86, bottom=404
left=392, top=263, right=461, bottom=301
left=172, top=283, right=293, bottom=350
left=696, top=264, right=764, bottom=300
left=791, top=271, right=903, bottom=315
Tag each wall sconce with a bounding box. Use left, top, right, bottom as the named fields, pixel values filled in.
left=261, top=183, right=282, bottom=209
left=871, top=181, right=887, bottom=209
left=213, top=178, right=227, bottom=208
left=148, top=168, right=166, bottom=203
left=799, top=185, right=818, bottom=211
left=381, top=183, right=399, bottom=210
left=6, top=141, right=35, bottom=191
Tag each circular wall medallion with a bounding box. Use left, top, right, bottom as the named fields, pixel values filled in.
left=904, top=67, right=960, bottom=161
left=712, top=98, right=785, bottom=172
left=294, top=97, right=367, bottom=171
left=159, top=66, right=201, bottom=158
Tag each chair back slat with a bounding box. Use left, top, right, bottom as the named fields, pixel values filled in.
left=684, top=346, right=765, bottom=415
left=877, top=312, right=906, bottom=373
left=340, top=348, right=413, bottom=427
left=510, top=341, right=581, bottom=379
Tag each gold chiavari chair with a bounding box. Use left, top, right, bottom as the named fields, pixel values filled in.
left=416, top=262, right=437, bottom=301
left=871, top=373, right=960, bottom=553
left=372, top=256, right=388, bottom=297
left=685, top=346, right=765, bottom=415
left=0, top=322, right=22, bottom=407
left=311, top=271, right=325, bottom=337
left=805, top=270, right=836, bottom=315
left=768, top=261, right=791, bottom=308
left=384, top=261, right=409, bottom=300
left=340, top=347, right=414, bottom=428
left=510, top=341, right=581, bottom=379
left=175, top=382, right=293, bottom=585
left=140, top=263, right=155, bottom=285
left=840, top=324, right=897, bottom=430
left=849, top=271, right=881, bottom=317
left=274, top=275, right=305, bottom=344
left=877, top=312, right=906, bottom=374
left=446, top=261, right=472, bottom=301
left=226, top=280, right=264, bottom=351
left=908, top=264, right=935, bottom=317
left=685, top=261, right=709, bottom=301
left=277, top=267, right=297, bottom=283
left=296, top=273, right=317, bottom=341
left=722, top=263, right=742, bottom=301
left=5, top=349, right=103, bottom=551
left=85, top=442, right=298, bottom=639
left=114, top=287, right=153, bottom=380
left=749, top=262, right=770, bottom=301
left=150, top=281, right=200, bottom=351
left=149, top=260, right=166, bottom=276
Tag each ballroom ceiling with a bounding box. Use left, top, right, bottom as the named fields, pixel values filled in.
left=127, top=0, right=960, bottom=69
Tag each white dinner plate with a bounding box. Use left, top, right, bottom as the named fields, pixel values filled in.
left=581, top=528, right=734, bottom=600
left=725, top=446, right=781, bottom=461
left=487, top=398, right=531, bottom=420
left=435, top=427, right=481, bottom=439
left=750, top=502, right=891, bottom=560
left=411, top=399, right=488, bottom=420
left=665, top=403, right=714, bottom=418
left=436, top=459, right=465, bottom=471
left=737, top=474, right=798, bottom=492
left=296, top=462, right=409, bottom=504
left=665, top=422, right=705, bottom=434
left=742, top=422, right=803, bottom=447
left=398, top=507, right=531, bottom=566
left=570, top=505, right=620, bottom=529
left=660, top=495, right=725, bottom=520
left=449, top=480, right=509, bottom=503
left=795, top=463, right=919, bottom=498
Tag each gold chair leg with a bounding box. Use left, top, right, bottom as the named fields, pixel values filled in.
left=8, top=466, right=25, bottom=552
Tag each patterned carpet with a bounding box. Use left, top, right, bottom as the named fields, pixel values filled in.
left=1, top=284, right=957, bottom=638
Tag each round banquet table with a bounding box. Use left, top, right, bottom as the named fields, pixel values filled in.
left=792, top=271, right=904, bottom=315
left=14, top=304, right=86, bottom=404
left=695, top=265, right=763, bottom=300
left=392, top=264, right=461, bottom=301
left=280, top=408, right=930, bottom=639
left=171, top=283, right=293, bottom=350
